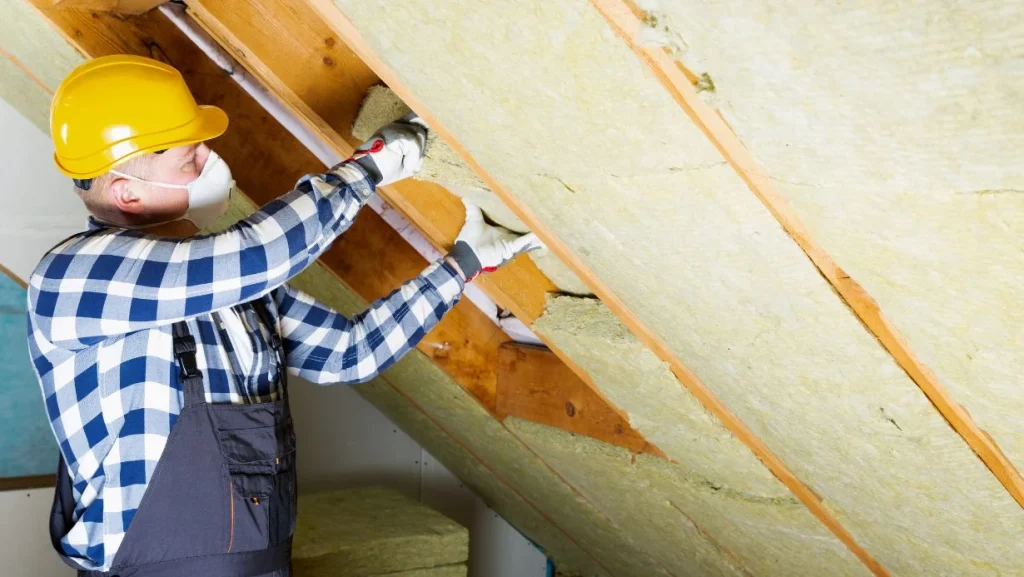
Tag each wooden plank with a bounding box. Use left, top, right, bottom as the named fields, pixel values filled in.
left=0, top=474, right=55, bottom=491
left=587, top=0, right=1024, bottom=511
left=185, top=0, right=370, bottom=153
left=39, top=0, right=166, bottom=14
left=300, top=2, right=889, bottom=576
left=497, top=343, right=658, bottom=455
left=183, top=0, right=660, bottom=452
left=185, top=0, right=557, bottom=325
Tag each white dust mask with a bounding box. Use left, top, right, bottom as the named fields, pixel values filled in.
left=111, top=150, right=235, bottom=230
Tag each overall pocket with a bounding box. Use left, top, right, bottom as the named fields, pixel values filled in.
left=218, top=420, right=297, bottom=553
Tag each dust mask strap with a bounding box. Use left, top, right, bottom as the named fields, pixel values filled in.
left=109, top=150, right=234, bottom=230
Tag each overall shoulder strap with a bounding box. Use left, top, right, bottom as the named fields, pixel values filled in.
left=250, top=296, right=289, bottom=396
left=172, top=321, right=206, bottom=408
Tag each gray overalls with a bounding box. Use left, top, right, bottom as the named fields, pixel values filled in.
left=49, top=297, right=297, bottom=577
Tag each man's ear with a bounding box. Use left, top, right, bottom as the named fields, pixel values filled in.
left=109, top=178, right=145, bottom=215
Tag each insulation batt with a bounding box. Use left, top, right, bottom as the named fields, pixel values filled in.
left=534, top=295, right=869, bottom=577
left=292, top=487, right=468, bottom=576
left=331, top=0, right=1024, bottom=574
left=352, top=85, right=593, bottom=295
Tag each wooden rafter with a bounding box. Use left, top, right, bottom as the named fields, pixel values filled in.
left=181, top=0, right=663, bottom=457
left=301, top=1, right=890, bottom=575
left=0, top=474, right=55, bottom=491
left=496, top=343, right=660, bottom=455
left=184, top=0, right=558, bottom=325
left=36, top=0, right=166, bottom=14
left=586, top=0, right=1024, bottom=511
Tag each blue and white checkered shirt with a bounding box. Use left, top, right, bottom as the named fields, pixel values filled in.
left=26, top=161, right=465, bottom=571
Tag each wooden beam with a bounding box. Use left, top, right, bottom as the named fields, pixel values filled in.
left=184, top=0, right=557, bottom=325
left=586, top=0, right=1024, bottom=511
left=0, top=474, right=55, bottom=491
left=38, top=0, right=166, bottom=14
left=497, top=343, right=658, bottom=455
left=182, top=0, right=661, bottom=453
left=300, top=2, right=890, bottom=576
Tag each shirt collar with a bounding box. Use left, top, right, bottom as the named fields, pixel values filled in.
left=87, top=216, right=113, bottom=231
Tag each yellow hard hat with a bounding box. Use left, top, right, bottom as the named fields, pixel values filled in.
left=50, top=55, right=228, bottom=180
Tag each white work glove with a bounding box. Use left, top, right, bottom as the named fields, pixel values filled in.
left=351, top=113, right=428, bottom=186
left=446, top=199, right=546, bottom=281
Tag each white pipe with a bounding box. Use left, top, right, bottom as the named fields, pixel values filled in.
left=160, top=4, right=538, bottom=343
left=500, top=316, right=545, bottom=347
left=160, top=4, right=338, bottom=165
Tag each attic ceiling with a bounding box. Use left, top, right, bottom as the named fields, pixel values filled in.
left=5, top=1, right=1023, bottom=576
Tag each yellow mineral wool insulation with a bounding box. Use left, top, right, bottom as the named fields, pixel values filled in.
left=377, top=355, right=749, bottom=577
left=533, top=294, right=869, bottom=576
left=221, top=199, right=730, bottom=577
left=506, top=418, right=873, bottom=577
left=0, top=56, right=54, bottom=132
left=353, top=86, right=510, bottom=226
left=639, top=0, right=1024, bottom=484
left=325, top=1, right=1024, bottom=574
left=352, top=85, right=593, bottom=296
left=371, top=567, right=467, bottom=577
left=293, top=487, right=467, bottom=576
left=0, top=0, right=85, bottom=130
left=0, top=0, right=83, bottom=92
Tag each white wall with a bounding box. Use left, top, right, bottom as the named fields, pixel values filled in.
left=0, top=489, right=73, bottom=576
left=0, top=93, right=89, bottom=282
left=0, top=93, right=545, bottom=577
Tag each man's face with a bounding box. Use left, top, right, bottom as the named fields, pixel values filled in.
left=109, top=142, right=212, bottom=222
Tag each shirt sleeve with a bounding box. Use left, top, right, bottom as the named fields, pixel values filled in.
left=273, top=260, right=464, bottom=385
left=28, top=162, right=375, bottom=349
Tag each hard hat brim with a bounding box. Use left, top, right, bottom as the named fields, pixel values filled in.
left=54, top=105, right=229, bottom=179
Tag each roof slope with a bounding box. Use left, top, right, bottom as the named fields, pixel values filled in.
left=312, top=0, right=1024, bottom=574
left=10, top=0, right=1024, bottom=575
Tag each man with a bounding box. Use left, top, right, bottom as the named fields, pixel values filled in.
left=28, top=55, right=540, bottom=576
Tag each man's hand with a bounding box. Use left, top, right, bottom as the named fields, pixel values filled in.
left=446, top=199, right=546, bottom=282
left=351, top=113, right=428, bottom=186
